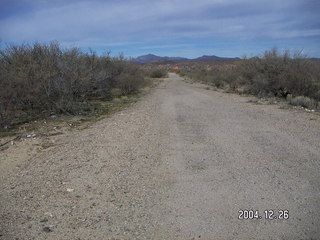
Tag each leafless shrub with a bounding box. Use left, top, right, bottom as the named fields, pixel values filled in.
left=181, top=48, right=320, bottom=103
left=287, top=95, right=319, bottom=110
left=148, top=68, right=168, bottom=78
left=0, top=42, right=148, bottom=128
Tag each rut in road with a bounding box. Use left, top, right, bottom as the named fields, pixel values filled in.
left=0, top=73, right=319, bottom=239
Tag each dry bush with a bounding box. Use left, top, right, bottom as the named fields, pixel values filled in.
left=148, top=68, right=168, bottom=78
left=0, top=42, right=148, bottom=128
left=181, top=48, right=320, bottom=105
left=115, top=64, right=146, bottom=95
left=238, top=48, right=320, bottom=100
left=287, top=95, right=319, bottom=110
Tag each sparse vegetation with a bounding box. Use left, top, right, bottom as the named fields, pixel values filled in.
left=147, top=68, right=168, bottom=78
left=286, top=95, right=319, bottom=110
left=0, top=42, right=150, bottom=128
left=180, top=48, right=320, bottom=109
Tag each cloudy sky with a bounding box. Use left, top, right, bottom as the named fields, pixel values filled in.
left=1, top=0, right=319, bottom=58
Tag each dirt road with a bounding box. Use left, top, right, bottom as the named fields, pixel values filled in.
left=1, top=73, right=319, bottom=239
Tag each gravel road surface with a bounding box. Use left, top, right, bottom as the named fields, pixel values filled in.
left=1, top=73, right=319, bottom=239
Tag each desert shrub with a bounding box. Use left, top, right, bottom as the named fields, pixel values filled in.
left=0, top=42, right=148, bottom=127
left=148, top=68, right=168, bottom=78
left=287, top=95, right=319, bottom=109
left=182, top=67, right=236, bottom=89
left=248, top=75, right=271, bottom=96
left=240, top=49, right=320, bottom=100
left=110, top=88, right=123, bottom=97
left=181, top=48, right=320, bottom=104
left=115, top=64, right=146, bottom=95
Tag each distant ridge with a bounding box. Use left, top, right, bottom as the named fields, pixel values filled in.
left=134, top=54, right=239, bottom=63
left=193, top=55, right=240, bottom=62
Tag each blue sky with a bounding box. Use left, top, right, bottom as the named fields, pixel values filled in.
left=0, top=0, right=319, bottom=58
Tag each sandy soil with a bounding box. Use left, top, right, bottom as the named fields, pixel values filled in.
left=1, top=73, right=319, bottom=239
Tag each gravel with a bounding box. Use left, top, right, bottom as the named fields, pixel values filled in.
left=1, top=73, right=319, bottom=239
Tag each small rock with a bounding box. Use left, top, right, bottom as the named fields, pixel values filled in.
left=42, top=225, right=54, bottom=232
left=67, top=188, right=74, bottom=192
left=44, top=212, right=53, bottom=218
left=40, top=218, right=48, bottom=223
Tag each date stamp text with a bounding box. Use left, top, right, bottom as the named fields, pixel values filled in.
left=238, top=209, right=289, bottom=220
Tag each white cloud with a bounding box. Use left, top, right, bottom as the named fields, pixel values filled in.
left=0, top=0, right=319, bottom=56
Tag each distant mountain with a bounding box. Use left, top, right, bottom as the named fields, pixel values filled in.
left=135, top=54, right=188, bottom=63
left=134, top=54, right=239, bottom=63
left=193, top=55, right=240, bottom=62
left=134, top=54, right=163, bottom=63
left=310, top=58, right=320, bottom=62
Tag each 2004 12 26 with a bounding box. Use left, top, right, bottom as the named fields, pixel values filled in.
left=238, top=209, right=289, bottom=220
